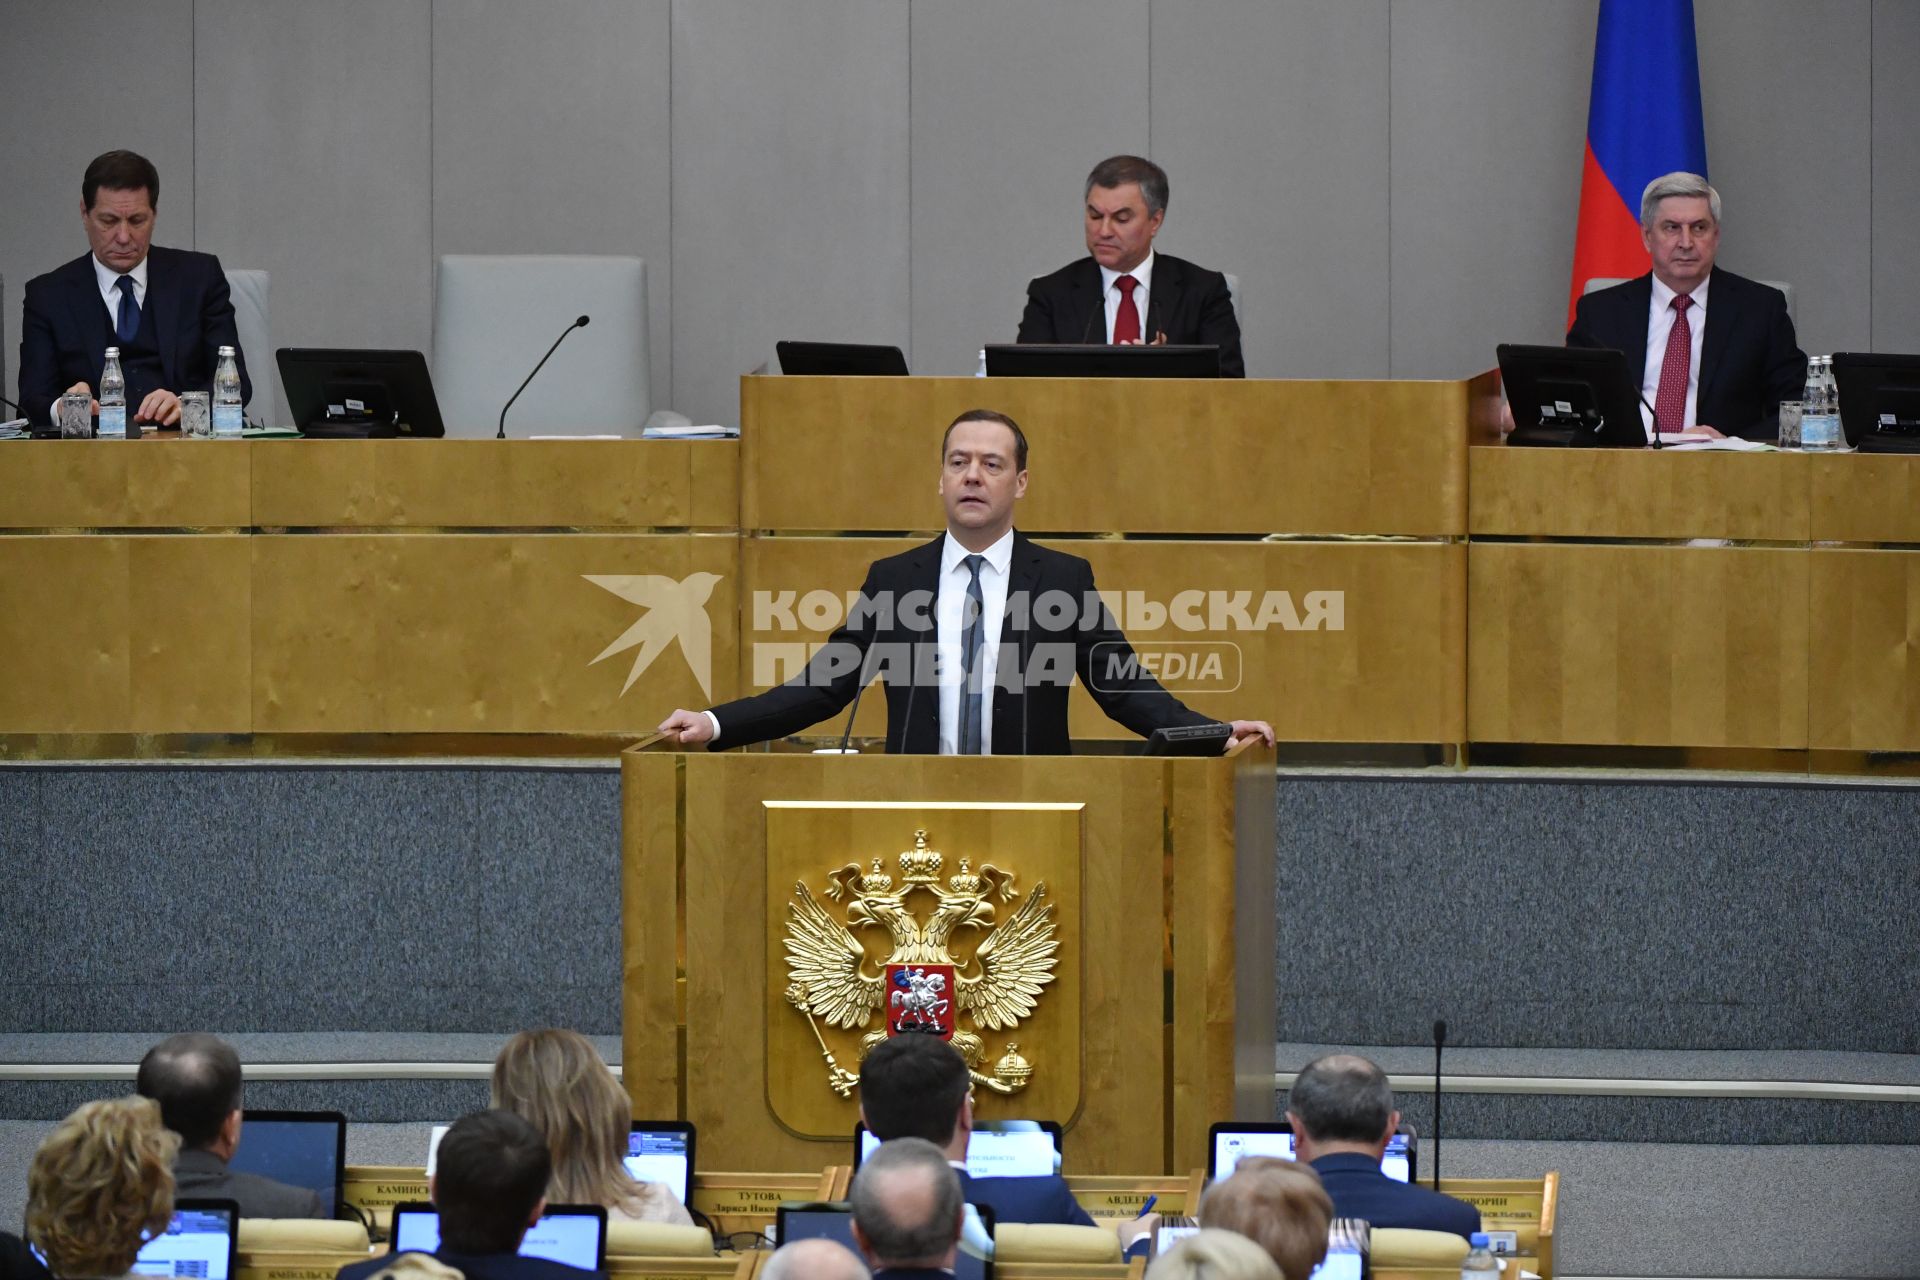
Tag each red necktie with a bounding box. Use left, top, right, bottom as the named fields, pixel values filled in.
left=1652, top=294, right=1693, bottom=437
left=1113, top=275, right=1141, bottom=345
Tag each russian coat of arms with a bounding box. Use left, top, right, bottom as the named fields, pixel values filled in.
left=783, top=829, right=1057, bottom=1097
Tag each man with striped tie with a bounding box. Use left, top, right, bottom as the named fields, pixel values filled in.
left=17, top=150, right=250, bottom=429
left=659, top=409, right=1274, bottom=755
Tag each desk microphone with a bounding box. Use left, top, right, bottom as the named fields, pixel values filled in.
left=1640, top=391, right=1665, bottom=449
left=1431, top=1019, right=1447, bottom=1190
left=497, top=315, right=590, bottom=439
left=836, top=637, right=881, bottom=754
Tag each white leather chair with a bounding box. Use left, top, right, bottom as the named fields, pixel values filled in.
left=1583, top=274, right=1795, bottom=326
left=224, top=268, right=276, bottom=426
left=434, top=254, right=674, bottom=438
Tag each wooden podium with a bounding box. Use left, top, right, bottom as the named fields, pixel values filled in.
left=620, top=743, right=1276, bottom=1176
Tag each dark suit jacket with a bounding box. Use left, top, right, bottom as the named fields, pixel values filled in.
left=954, top=1169, right=1095, bottom=1228
left=872, top=1269, right=957, bottom=1280
left=17, top=245, right=251, bottom=426
left=338, top=1250, right=603, bottom=1280
left=175, top=1147, right=329, bottom=1219
left=1308, top=1153, right=1480, bottom=1239
left=1016, top=253, right=1244, bottom=378
left=1, top=1231, right=50, bottom=1280
left=1566, top=268, right=1805, bottom=440
left=707, top=533, right=1215, bottom=754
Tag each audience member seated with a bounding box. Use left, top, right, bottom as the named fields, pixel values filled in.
left=491, top=1029, right=693, bottom=1225
left=1287, top=1055, right=1479, bottom=1239
left=849, top=1139, right=966, bottom=1280
left=1196, top=1157, right=1332, bottom=1280
left=24, top=1096, right=178, bottom=1280
left=860, top=1033, right=1152, bottom=1246
left=135, top=1033, right=328, bottom=1219
left=1144, top=1229, right=1280, bottom=1280
left=338, top=1111, right=602, bottom=1280
left=763, top=1238, right=871, bottom=1280
left=1, top=1231, right=49, bottom=1280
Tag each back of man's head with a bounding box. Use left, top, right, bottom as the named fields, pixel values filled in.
left=858, top=1034, right=970, bottom=1146
left=135, top=1033, right=242, bottom=1150
left=433, top=1110, right=553, bottom=1255
left=1287, top=1054, right=1394, bottom=1144
left=763, top=1238, right=872, bottom=1280
left=1198, top=1159, right=1333, bottom=1280
left=849, top=1137, right=963, bottom=1270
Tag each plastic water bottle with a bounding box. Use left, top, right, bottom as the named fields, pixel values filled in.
left=213, top=346, right=244, bottom=436
left=1459, top=1232, right=1498, bottom=1280
left=98, top=347, right=127, bottom=438
left=1801, top=356, right=1842, bottom=451
left=975, top=348, right=989, bottom=378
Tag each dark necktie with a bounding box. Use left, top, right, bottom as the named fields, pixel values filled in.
left=115, top=275, right=140, bottom=345
left=957, top=554, right=986, bottom=755
left=1652, top=294, right=1693, bottom=436
left=1113, top=275, right=1141, bottom=345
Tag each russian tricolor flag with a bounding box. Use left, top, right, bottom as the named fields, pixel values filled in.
left=1567, top=0, right=1707, bottom=328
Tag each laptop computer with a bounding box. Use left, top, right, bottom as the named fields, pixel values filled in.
left=777, top=1201, right=993, bottom=1280
left=40, top=1198, right=242, bottom=1280
left=390, top=1203, right=607, bottom=1270
left=1833, top=351, right=1920, bottom=452
left=854, top=1120, right=1062, bottom=1178
left=776, top=342, right=910, bottom=376
left=1207, top=1120, right=1416, bottom=1184
left=226, top=1109, right=346, bottom=1216
left=624, top=1121, right=696, bottom=1204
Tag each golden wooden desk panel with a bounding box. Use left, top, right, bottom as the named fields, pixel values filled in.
left=1807, top=548, right=1920, bottom=751
left=1808, top=452, right=1920, bottom=543
left=737, top=536, right=1463, bottom=744
left=1469, top=543, right=1809, bottom=748
left=742, top=376, right=1483, bottom=536
left=0, top=437, right=252, bottom=529
left=1469, top=444, right=1809, bottom=541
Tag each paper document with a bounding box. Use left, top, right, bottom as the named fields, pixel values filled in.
left=1658, top=433, right=1775, bottom=451
left=642, top=423, right=739, bottom=440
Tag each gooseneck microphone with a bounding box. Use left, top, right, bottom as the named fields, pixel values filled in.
left=1640, top=391, right=1665, bottom=449
left=497, top=315, right=590, bottom=439
left=836, top=637, right=881, bottom=755
left=1431, top=1019, right=1447, bottom=1190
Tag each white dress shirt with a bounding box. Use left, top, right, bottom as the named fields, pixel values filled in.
left=1099, top=251, right=1156, bottom=344
left=705, top=528, right=1015, bottom=751
left=92, top=254, right=149, bottom=324
left=935, top=529, right=1013, bottom=755
left=1640, top=271, right=1710, bottom=437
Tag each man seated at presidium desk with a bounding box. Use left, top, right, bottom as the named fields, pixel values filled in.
left=18, top=149, right=250, bottom=429
left=1016, top=155, right=1245, bottom=379
left=659, top=410, right=1274, bottom=754
left=1567, top=171, right=1804, bottom=441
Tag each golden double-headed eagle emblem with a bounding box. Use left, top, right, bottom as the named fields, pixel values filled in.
left=783, top=829, right=1059, bottom=1097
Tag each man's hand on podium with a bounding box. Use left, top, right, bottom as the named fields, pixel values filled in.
left=1228, top=719, right=1275, bottom=748
left=658, top=708, right=715, bottom=746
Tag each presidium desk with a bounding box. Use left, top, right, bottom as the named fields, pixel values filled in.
left=4, top=371, right=1917, bottom=765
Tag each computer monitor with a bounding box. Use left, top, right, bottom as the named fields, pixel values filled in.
left=225, top=1109, right=345, bottom=1216
left=777, top=1202, right=993, bottom=1280
left=276, top=348, right=446, bottom=437
left=1833, top=351, right=1920, bottom=452
left=1207, top=1121, right=1416, bottom=1185
left=776, top=342, right=910, bottom=376
left=390, top=1203, right=607, bottom=1270
left=854, top=1120, right=1062, bottom=1178
left=1495, top=343, right=1647, bottom=447
left=624, top=1121, right=696, bottom=1205
left=983, top=344, right=1221, bottom=379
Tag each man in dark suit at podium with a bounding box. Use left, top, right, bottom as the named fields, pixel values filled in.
left=658, top=409, right=1273, bottom=754
left=1567, top=172, right=1804, bottom=441
left=1016, top=155, right=1244, bottom=378
left=1288, top=1055, right=1480, bottom=1240
left=17, top=150, right=250, bottom=429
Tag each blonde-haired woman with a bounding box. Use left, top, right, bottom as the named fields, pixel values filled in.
left=25, top=1096, right=180, bottom=1280
left=491, top=1029, right=693, bottom=1225
left=1146, top=1229, right=1283, bottom=1280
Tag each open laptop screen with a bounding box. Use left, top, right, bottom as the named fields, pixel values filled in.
left=855, top=1121, right=1062, bottom=1178
left=1208, top=1122, right=1415, bottom=1185
left=133, top=1200, right=239, bottom=1280
left=390, top=1203, right=607, bottom=1270
left=225, top=1109, right=345, bottom=1214
left=624, top=1122, right=695, bottom=1204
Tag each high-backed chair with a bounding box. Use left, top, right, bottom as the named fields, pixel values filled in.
left=224, top=268, right=276, bottom=426
left=1369, top=1227, right=1471, bottom=1269
left=434, top=254, right=668, bottom=438
left=1582, top=274, right=1796, bottom=327
left=605, top=1220, right=715, bottom=1257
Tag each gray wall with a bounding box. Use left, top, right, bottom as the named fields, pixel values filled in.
left=3, top=1, right=1914, bottom=427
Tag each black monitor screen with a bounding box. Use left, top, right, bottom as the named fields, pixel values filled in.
left=225, top=1110, right=344, bottom=1213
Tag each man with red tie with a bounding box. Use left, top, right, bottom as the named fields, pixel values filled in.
left=1568, top=172, right=1805, bottom=441
left=1015, top=155, right=1244, bottom=379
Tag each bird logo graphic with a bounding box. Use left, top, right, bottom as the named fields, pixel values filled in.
left=584, top=572, right=723, bottom=699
